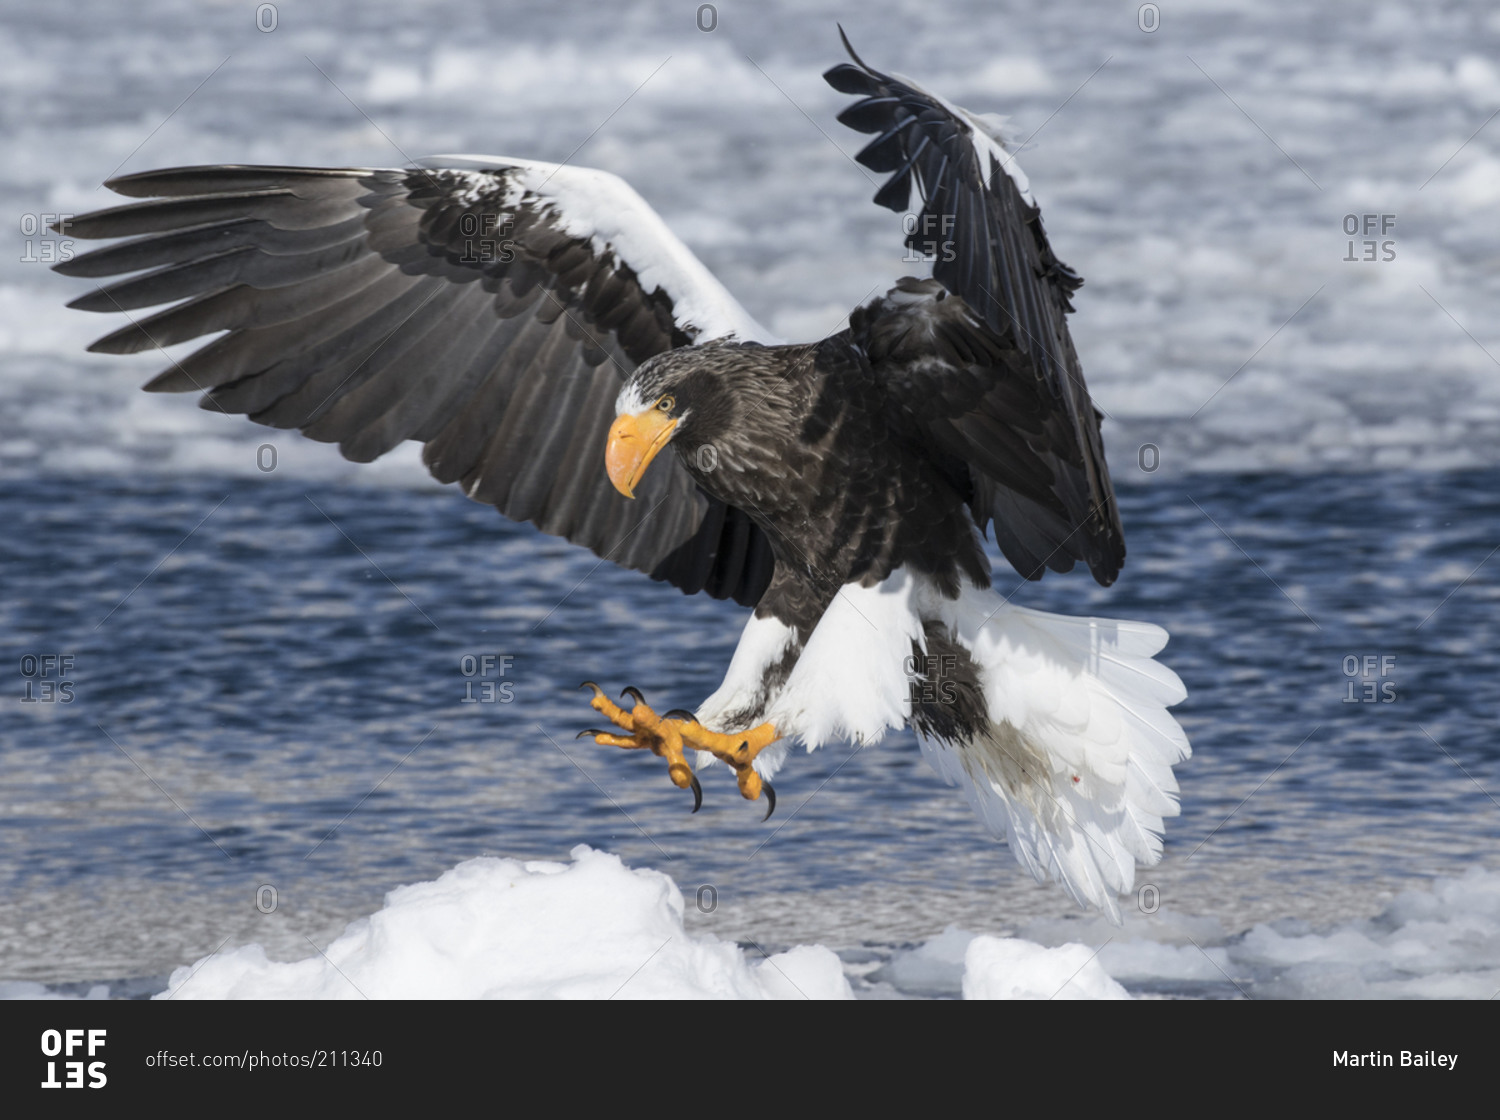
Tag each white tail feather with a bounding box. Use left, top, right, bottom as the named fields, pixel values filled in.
left=920, top=591, right=1191, bottom=923
left=696, top=571, right=1190, bottom=922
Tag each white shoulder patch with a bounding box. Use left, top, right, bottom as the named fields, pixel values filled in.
left=420, top=156, right=777, bottom=345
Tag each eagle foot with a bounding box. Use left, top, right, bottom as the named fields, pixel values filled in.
left=579, top=682, right=779, bottom=816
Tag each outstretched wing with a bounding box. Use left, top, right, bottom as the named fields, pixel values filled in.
left=55, top=159, right=777, bottom=605
left=825, top=36, right=1125, bottom=585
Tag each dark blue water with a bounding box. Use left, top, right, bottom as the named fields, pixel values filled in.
left=5, top=467, right=1500, bottom=985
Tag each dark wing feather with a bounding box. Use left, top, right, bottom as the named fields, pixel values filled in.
left=826, top=36, right=1124, bottom=585
left=55, top=163, right=775, bottom=606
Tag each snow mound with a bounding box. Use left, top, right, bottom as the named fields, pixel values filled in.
left=870, top=925, right=1131, bottom=1000
left=153, top=850, right=1136, bottom=1000
left=1006, top=868, right=1500, bottom=998
left=869, top=924, right=976, bottom=997
left=963, top=936, right=1132, bottom=1000
left=1236, top=867, right=1500, bottom=999
left=158, top=847, right=853, bottom=1000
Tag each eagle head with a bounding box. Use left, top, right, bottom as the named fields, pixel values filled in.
left=605, top=347, right=745, bottom=499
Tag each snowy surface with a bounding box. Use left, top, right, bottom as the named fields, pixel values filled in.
left=963, top=937, right=1132, bottom=1000
left=7, top=850, right=1500, bottom=999
left=866, top=866, right=1500, bottom=999
left=158, top=848, right=853, bottom=1000
left=3, top=0, right=1500, bottom=477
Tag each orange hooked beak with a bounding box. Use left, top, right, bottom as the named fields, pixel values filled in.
left=606, top=408, right=678, bottom=498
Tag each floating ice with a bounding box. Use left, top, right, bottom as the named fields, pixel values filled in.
left=964, top=936, right=1132, bottom=1001
left=9, top=857, right=1500, bottom=1000
left=159, top=848, right=855, bottom=1000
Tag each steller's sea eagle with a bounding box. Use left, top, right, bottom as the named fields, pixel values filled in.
left=54, top=32, right=1189, bottom=921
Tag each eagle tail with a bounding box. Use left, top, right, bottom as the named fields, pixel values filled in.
left=916, top=593, right=1191, bottom=923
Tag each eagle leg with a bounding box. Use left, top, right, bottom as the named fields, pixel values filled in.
left=579, top=682, right=697, bottom=799
left=676, top=723, right=780, bottom=805
left=579, top=682, right=778, bottom=811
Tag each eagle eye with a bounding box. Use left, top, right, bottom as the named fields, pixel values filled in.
left=657, top=395, right=675, bottom=412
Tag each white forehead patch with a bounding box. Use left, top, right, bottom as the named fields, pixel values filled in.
left=614, top=381, right=654, bottom=416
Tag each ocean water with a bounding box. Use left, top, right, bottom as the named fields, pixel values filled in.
left=4, top=468, right=1500, bottom=997
left=2, top=0, right=1500, bottom=997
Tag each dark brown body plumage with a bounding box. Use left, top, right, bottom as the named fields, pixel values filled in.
left=634, top=336, right=992, bottom=639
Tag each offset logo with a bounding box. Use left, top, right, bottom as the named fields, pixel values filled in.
left=40, top=1029, right=106, bottom=1089
left=459, top=653, right=515, bottom=703
left=1342, top=214, right=1396, bottom=262
left=20, top=653, right=75, bottom=703
left=1343, top=654, right=1397, bottom=703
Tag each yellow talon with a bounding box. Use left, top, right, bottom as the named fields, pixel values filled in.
left=578, top=682, right=778, bottom=813
left=737, top=766, right=762, bottom=800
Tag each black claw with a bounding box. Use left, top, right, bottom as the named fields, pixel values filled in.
left=761, top=781, right=776, bottom=822
left=689, top=772, right=703, bottom=814
left=621, top=686, right=647, bottom=707
left=577, top=728, right=608, bottom=740
left=663, top=709, right=698, bottom=723
left=579, top=680, right=602, bottom=693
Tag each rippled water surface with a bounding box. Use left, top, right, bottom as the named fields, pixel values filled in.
left=5, top=468, right=1499, bottom=989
